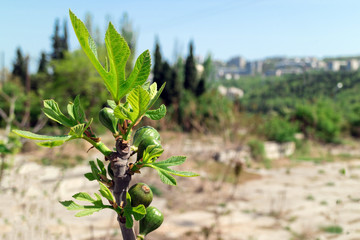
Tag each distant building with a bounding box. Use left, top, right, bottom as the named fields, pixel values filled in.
left=347, top=59, right=360, bottom=71
left=327, top=61, right=341, bottom=71
left=227, top=56, right=246, bottom=69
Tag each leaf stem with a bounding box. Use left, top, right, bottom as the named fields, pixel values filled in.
left=82, top=135, right=112, bottom=156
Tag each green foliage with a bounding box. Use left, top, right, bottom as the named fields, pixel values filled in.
left=248, top=139, right=265, bottom=161
left=59, top=187, right=113, bottom=217
left=263, top=116, right=298, bottom=143
left=178, top=90, right=234, bottom=132
left=184, top=41, right=197, bottom=93
left=321, top=225, right=343, bottom=234
left=13, top=10, right=198, bottom=236
left=142, top=156, right=199, bottom=186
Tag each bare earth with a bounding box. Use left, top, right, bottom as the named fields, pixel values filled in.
left=1, top=133, right=360, bottom=240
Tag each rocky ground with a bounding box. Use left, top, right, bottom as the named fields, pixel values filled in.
left=1, top=133, right=360, bottom=240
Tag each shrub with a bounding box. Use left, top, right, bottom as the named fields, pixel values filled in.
left=263, top=116, right=298, bottom=143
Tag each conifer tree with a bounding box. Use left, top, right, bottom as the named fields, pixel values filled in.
left=38, top=52, right=48, bottom=73
left=51, top=19, right=62, bottom=60
left=62, top=19, right=69, bottom=52
left=184, top=41, right=197, bottom=93
left=12, top=47, right=28, bottom=86
left=153, top=40, right=163, bottom=87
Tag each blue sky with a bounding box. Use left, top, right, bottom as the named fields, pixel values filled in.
left=1, top=0, right=360, bottom=72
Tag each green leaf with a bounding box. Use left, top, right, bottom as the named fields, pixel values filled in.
left=125, top=50, right=151, bottom=92
left=132, top=204, right=146, bottom=221
left=73, top=95, right=86, bottom=123
left=152, top=156, right=186, bottom=167
left=12, top=130, right=75, bottom=148
left=142, top=80, right=150, bottom=91
left=69, top=10, right=108, bottom=92
left=75, top=208, right=103, bottom=217
left=149, top=82, right=158, bottom=99
left=36, top=140, right=69, bottom=148
left=114, top=104, right=132, bottom=121
left=143, top=156, right=199, bottom=186
left=147, top=83, right=166, bottom=109
left=145, top=104, right=167, bottom=120
left=157, top=168, right=177, bottom=186
left=89, top=160, right=100, bottom=181
left=99, top=182, right=115, bottom=203
left=12, top=130, right=72, bottom=141
left=60, top=200, right=83, bottom=210
left=142, top=145, right=164, bottom=164
left=126, top=86, right=151, bottom=122
left=123, top=192, right=146, bottom=228
left=84, top=172, right=96, bottom=181
left=104, top=22, right=130, bottom=102
left=107, top=100, right=117, bottom=109
left=72, top=192, right=95, bottom=202
left=43, top=99, right=76, bottom=127
left=97, top=159, right=106, bottom=176
left=69, top=123, right=86, bottom=138
left=67, top=102, right=75, bottom=120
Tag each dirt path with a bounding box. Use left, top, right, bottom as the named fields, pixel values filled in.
left=1, top=142, right=360, bottom=240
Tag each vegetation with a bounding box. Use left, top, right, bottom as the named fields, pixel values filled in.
left=12, top=10, right=198, bottom=240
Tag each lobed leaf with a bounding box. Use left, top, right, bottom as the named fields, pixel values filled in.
left=43, top=99, right=76, bottom=127
left=145, top=104, right=167, bottom=120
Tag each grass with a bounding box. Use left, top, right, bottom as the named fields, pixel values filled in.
left=321, top=225, right=343, bottom=234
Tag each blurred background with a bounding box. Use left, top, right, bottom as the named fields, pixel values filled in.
left=2, top=0, right=360, bottom=239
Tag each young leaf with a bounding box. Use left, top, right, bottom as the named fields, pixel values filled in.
left=84, top=172, right=96, bottom=181
left=126, top=86, right=151, bottom=121
left=125, top=50, right=151, bottom=92
left=147, top=83, right=166, bottom=109
left=43, top=99, right=77, bottom=127
left=151, top=156, right=186, bottom=167
left=12, top=130, right=72, bottom=141
left=69, top=10, right=108, bottom=90
left=145, top=104, right=167, bottom=120
left=143, top=156, right=199, bottom=186
left=73, top=95, right=86, bottom=123
left=69, top=123, right=86, bottom=137
left=104, top=22, right=130, bottom=103
left=123, top=192, right=146, bottom=228
left=142, top=145, right=164, bottom=164
left=89, top=160, right=101, bottom=181
left=149, top=82, right=158, bottom=99
left=107, top=100, right=117, bottom=109
left=157, top=169, right=177, bottom=186
left=60, top=200, right=107, bottom=217
left=67, top=102, right=76, bottom=120
left=36, top=140, right=70, bottom=148
left=72, top=192, right=96, bottom=202
left=99, top=182, right=115, bottom=203
left=97, top=158, right=106, bottom=176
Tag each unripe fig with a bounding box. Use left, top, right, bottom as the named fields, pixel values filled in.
left=133, top=126, right=160, bottom=147
left=99, top=107, right=118, bottom=134
left=128, top=183, right=153, bottom=208
left=139, top=206, right=164, bottom=237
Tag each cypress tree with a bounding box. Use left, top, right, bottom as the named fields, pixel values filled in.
left=38, top=52, right=48, bottom=73
left=12, top=47, right=27, bottom=86
left=62, top=19, right=69, bottom=52
left=153, top=40, right=163, bottom=87
left=51, top=19, right=62, bottom=60
left=184, top=41, right=197, bottom=93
